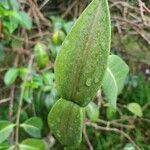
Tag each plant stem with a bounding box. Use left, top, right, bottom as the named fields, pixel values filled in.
left=15, top=55, right=34, bottom=147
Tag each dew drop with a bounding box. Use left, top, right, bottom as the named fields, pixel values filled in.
left=86, top=78, right=92, bottom=87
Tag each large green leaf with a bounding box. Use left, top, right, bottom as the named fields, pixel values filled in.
left=20, top=117, right=43, bottom=138
left=102, top=55, right=129, bottom=108
left=127, top=103, right=143, bottom=117
left=4, top=68, right=19, bottom=86
left=55, top=0, right=111, bottom=107
left=0, top=121, right=15, bottom=144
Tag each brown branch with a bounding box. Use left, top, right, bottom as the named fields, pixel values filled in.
left=85, top=121, right=140, bottom=150
left=27, top=0, right=51, bottom=27
left=83, top=125, right=94, bottom=150
left=97, top=119, right=135, bottom=129
left=0, top=98, right=11, bottom=104
left=15, top=54, right=34, bottom=146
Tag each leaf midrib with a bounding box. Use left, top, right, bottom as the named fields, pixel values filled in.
left=21, top=124, right=40, bottom=131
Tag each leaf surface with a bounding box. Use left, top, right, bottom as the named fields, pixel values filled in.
left=55, top=0, right=111, bottom=106
left=102, top=55, right=129, bottom=108
left=0, top=121, right=15, bottom=144
left=21, top=117, right=43, bottom=138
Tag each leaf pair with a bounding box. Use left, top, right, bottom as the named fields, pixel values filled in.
left=48, top=0, right=111, bottom=147
left=0, top=117, right=42, bottom=144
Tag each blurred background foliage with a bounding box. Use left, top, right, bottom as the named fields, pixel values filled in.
left=0, top=0, right=150, bottom=149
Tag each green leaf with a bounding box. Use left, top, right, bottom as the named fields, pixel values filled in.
left=0, top=121, right=15, bottom=144
left=0, top=6, right=14, bottom=16
left=63, top=21, right=74, bottom=33
left=123, top=143, right=135, bottom=150
left=4, top=67, right=18, bottom=86
left=34, top=42, right=49, bottom=68
left=10, top=0, right=20, bottom=10
left=23, top=86, right=32, bottom=103
left=20, top=138, right=47, bottom=150
left=55, top=0, right=111, bottom=107
left=127, top=103, right=143, bottom=117
left=20, top=117, right=43, bottom=138
left=0, top=142, right=10, bottom=150
left=0, top=0, right=19, bottom=10
left=102, top=55, right=129, bottom=108
left=45, top=86, right=58, bottom=109
left=3, top=17, right=19, bottom=33
left=50, top=16, right=65, bottom=31
left=0, top=0, right=9, bottom=9
left=86, top=102, right=99, bottom=122
left=13, top=11, right=32, bottom=30
left=106, top=104, right=117, bottom=120
left=18, top=67, right=28, bottom=80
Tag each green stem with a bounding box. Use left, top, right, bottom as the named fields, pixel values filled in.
left=15, top=83, right=25, bottom=145
left=15, top=55, right=34, bottom=148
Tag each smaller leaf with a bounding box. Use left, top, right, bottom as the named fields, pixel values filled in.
left=42, top=72, right=54, bottom=86
left=63, top=21, right=74, bottom=33
left=0, top=121, right=15, bottom=144
left=127, top=103, right=143, bottom=117
left=20, top=138, right=47, bottom=150
left=52, top=30, right=66, bottom=45
left=4, top=68, right=18, bottom=86
left=102, top=55, right=129, bottom=108
left=10, top=0, right=20, bottom=10
left=45, top=86, right=58, bottom=109
left=3, top=17, right=19, bottom=33
left=13, top=11, right=32, bottom=30
left=18, top=67, right=28, bottom=80
left=34, top=42, right=49, bottom=68
left=86, top=102, right=99, bottom=122
left=123, top=143, right=135, bottom=150
left=20, top=117, right=43, bottom=138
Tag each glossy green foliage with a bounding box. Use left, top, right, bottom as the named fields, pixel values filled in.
left=34, top=42, right=49, bottom=68
left=55, top=0, right=111, bottom=106
left=48, top=98, right=84, bottom=146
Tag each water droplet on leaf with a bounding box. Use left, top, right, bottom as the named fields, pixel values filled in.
left=86, top=78, right=92, bottom=86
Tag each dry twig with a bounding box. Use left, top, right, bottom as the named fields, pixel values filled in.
left=85, top=121, right=141, bottom=150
